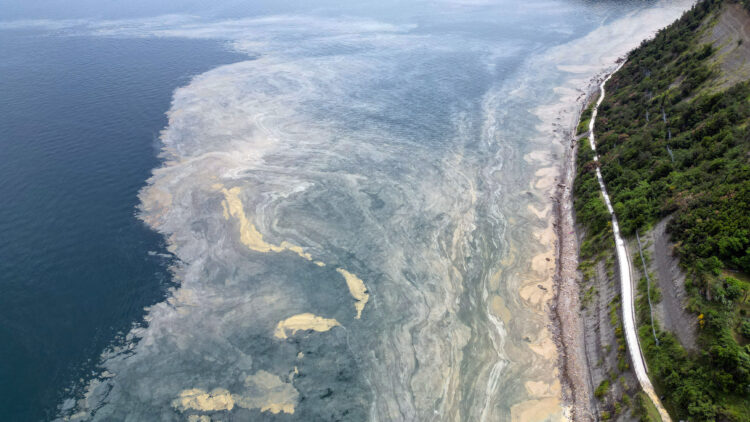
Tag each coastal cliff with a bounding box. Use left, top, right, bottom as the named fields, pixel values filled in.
left=570, top=0, right=750, bottom=420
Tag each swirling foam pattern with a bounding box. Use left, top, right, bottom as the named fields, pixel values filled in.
left=48, top=1, right=694, bottom=420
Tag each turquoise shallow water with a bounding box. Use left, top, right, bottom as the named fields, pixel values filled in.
left=0, top=1, right=692, bottom=420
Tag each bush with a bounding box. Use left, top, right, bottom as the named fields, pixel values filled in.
left=741, top=320, right=750, bottom=339
left=595, top=379, right=610, bottom=399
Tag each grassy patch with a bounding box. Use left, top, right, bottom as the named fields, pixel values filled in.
left=577, top=99, right=596, bottom=135
left=635, top=391, right=663, bottom=422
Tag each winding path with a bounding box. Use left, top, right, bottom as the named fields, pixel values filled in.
left=587, top=67, right=672, bottom=422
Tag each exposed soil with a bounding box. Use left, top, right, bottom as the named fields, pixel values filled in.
left=552, top=103, right=597, bottom=422
left=636, top=218, right=697, bottom=351
left=703, top=2, right=750, bottom=89
left=583, top=257, right=639, bottom=422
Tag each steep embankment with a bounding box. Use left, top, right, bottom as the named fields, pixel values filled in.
left=633, top=218, right=697, bottom=351
left=584, top=69, right=672, bottom=422
left=574, top=0, right=750, bottom=420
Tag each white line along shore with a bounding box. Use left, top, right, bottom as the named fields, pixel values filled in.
left=587, top=64, right=672, bottom=422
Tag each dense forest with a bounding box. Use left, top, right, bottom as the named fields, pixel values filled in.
left=574, top=0, right=750, bottom=420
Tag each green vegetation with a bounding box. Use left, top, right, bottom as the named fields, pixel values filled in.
left=608, top=295, right=630, bottom=373
left=573, top=134, right=613, bottom=259
left=636, top=391, right=664, bottom=422
left=595, top=379, right=611, bottom=399
left=574, top=0, right=750, bottom=419
left=577, top=100, right=595, bottom=135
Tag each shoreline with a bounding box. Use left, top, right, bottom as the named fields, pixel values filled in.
left=549, top=71, right=613, bottom=422
left=541, top=5, right=697, bottom=420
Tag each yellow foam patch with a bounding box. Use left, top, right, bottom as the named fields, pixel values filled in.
left=218, top=186, right=312, bottom=261
left=336, top=268, right=369, bottom=319
left=217, top=185, right=370, bottom=320
left=174, top=371, right=299, bottom=416
left=274, top=313, right=341, bottom=339
left=172, top=388, right=234, bottom=412
left=221, top=199, right=229, bottom=220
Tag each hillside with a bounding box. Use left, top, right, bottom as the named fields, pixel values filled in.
left=574, top=0, right=750, bottom=420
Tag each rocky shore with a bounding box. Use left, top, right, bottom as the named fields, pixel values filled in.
left=552, top=71, right=656, bottom=422
left=551, top=87, right=598, bottom=422
left=550, top=69, right=645, bottom=422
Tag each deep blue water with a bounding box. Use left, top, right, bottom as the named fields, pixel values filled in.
left=0, top=32, right=244, bottom=420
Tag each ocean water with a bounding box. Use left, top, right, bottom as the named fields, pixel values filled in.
left=0, top=32, right=246, bottom=420
left=0, top=0, right=692, bottom=420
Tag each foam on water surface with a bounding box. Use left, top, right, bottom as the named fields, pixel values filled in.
left=0, top=1, right=693, bottom=420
